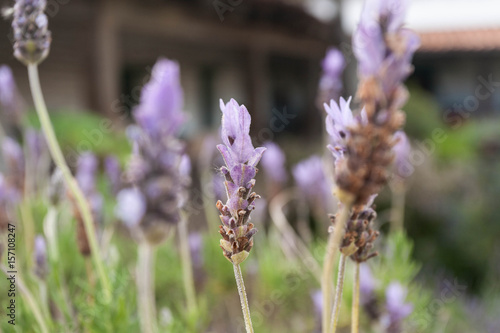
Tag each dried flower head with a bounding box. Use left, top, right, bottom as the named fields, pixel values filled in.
left=331, top=195, right=380, bottom=263
left=216, top=98, right=265, bottom=264
left=11, top=0, right=52, bottom=64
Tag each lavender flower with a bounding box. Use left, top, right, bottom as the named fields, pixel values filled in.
left=119, top=58, right=187, bottom=244
left=104, top=155, right=122, bottom=196
left=0, top=65, right=23, bottom=119
left=325, top=0, right=419, bottom=206
left=216, top=98, right=266, bottom=264
left=292, top=155, right=331, bottom=215
left=324, top=97, right=355, bottom=161
left=2, top=137, right=25, bottom=195
left=317, top=48, right=345, bottom=107
left=0, top=174, right=10, bottom=232
left=33, top=235, right=48, bottom=279
left=11, top=0, right=52, bottom=64
left=392, top=131, right=412, bottom=179
left=115, top=188, right=146, bottom=229
left=134, top=59, right=184, bottom=139
left=261, top=141, right=287, bottom=184
left=73, top=152, right=103, bottom=256
left=381, top=282, right=413, bottom=333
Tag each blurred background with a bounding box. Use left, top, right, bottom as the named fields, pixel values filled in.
left=1, top=0, right=500, bottom=332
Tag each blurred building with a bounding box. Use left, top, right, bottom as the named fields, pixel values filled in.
left=0, top=0, right=339, bottom=136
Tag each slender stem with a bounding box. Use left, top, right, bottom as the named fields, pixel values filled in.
left=1, top=265, right=50, bottom=333
left=329, top=254, right=347, bottom=333
left=233, top=263, right=254, bottom=333
left=19, top=200, right=35, bottom=265
left=178, top=213, right=198, bottom=315
left=27, top=64, right=111, bottom=300
left=322, top=201, right=352, bottom=333
left=269, top=189, right=322, bottom=283
left=352, top=262, right=360, bottom=333
left=137, top=242, right=157, bottom=333
left=390, top=181, right=406, bottom=233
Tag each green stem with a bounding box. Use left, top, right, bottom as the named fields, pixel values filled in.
left=269, top=189, right=322, bottom=283
left=27, top=64, right=111, bottom=301
left=233, top=263, right=254, bottom=333
left=329, top=254, right=347, bottom=333
left=352, top=262, right=360, bottom=333
left=137, top=242, right=157, bottom=333
left=178, top=214, right=198, bottom=316
left=1, top=265, right=50, bottom=333
left=322, top=202, right=352, bottom=333
left=390, top=181, right=406, bottom=233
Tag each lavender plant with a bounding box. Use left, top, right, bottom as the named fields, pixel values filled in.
left=321, top=0, right=419, bottom=332
left=115, top=58, right=198, bottom=332
left=216, top=98, right=266, bottom=333
left=8, top=0, right=111, bottom=299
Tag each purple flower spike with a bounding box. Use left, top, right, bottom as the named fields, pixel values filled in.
left=2, top=137, right=25, bottom=194
left=293, top=155, right=332, bottom=214
left=354, top=0, right=419, bottom=94
left=74, top=152, right=103, bottom=256
left=216, top=99, right=265, bottom=264
left=392, top=131, right=412, bottom=179
left=261, top=141, right=287, bottom=184
left=317, top=48, right=345, bottom=106
left=382, top=282, right=413, bottom=332
left=76, top=152, right=99, bottom=195
left=33, top=235, right=48, bottom=279
left=0, top=65, right=23, bottom=119
left=134, top=59, right=184, bottom=138
left=104, top=155, right=122, bottom=196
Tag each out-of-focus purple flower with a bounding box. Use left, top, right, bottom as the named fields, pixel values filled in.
left=2, top=137, right=25, bottom=194
left=392, top=131, right=413, bottom=179
left=0, top=65, right=23, bottom=119
left=121, top=58, right=187, bottom=244
left=115, top=188, right=146, bottom=229
left=318, top=48, right=345, bottom=106
left=179, top=154, right=192, bottom=208
left=324, top=97, right=355, bottom=161
left=261, top=141, right=287, bottom=184
left=75, top=152, right=103, bottom=256
left=353, top=0, right=419, bottom=94
left=360, top=264, right=377, bottom=304
left=134, top=59, right=184, bottom=138
left=104, top=155, right=122, bottom=196
left=188, top=232, right=203, bottom=269
left=381, top=282, right=413, bottom=332
left=25, top=129, right=47, bottom=165
left=293, top=155, right=331, bottom=212
left=311, top=289, right=323, bottom=318
left=76, top=152, right=99, bottom=195
left=33, top=235, right=48, bottom=279
left=217, top=98, right=265, bottom=264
